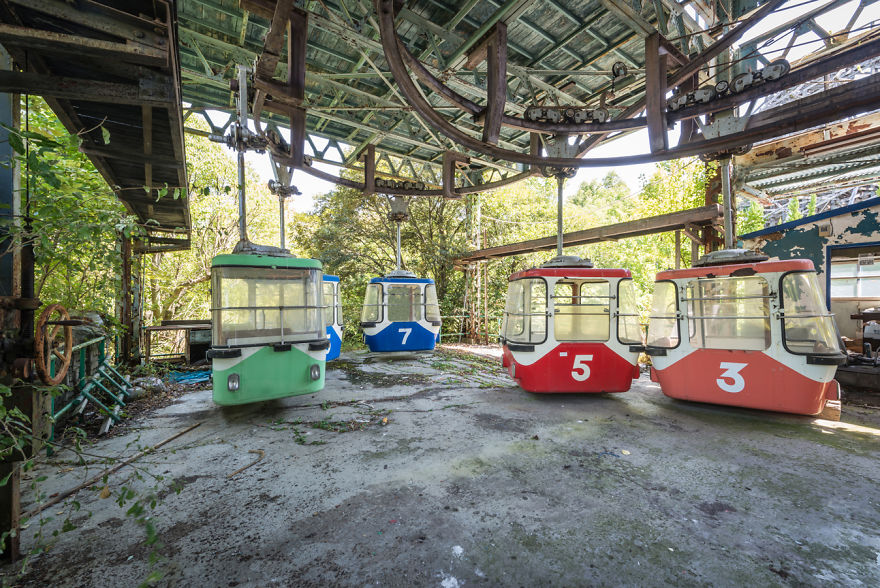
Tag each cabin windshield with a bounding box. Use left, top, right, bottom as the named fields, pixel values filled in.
left=211, top=266, right=323, bottom=346
left=502, top=278, right=547, bottom=344
left=686, top=276, right=771, bottom=350
left=361, top=284, right=382, bottom=323
left=425, top=284, right=441, bottom=323
left=322, top=282, right=335, bottom=327
left=552, top=280, right=610, bottom=341
left=617, top=279, right=642, bottom=345
left=388, top=284, right=422, bottom=322
left=646, top=281, right=679, bottom=348
left=781, top=272, right=840, bottom=354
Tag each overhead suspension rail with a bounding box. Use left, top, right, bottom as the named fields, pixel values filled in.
left=375, top=0, right=880, bottom=170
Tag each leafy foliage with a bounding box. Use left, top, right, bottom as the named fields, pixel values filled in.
left=739, top=200, right=766, bottom=235
left=142, top=119, right=283, bottom=326
left=2, top=97, right=140, bottom=316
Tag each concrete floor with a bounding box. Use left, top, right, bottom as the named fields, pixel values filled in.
left=5, top=346, right=880, bottom=586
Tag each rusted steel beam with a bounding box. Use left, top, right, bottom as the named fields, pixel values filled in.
left=398, top=34, right=648, bottom=135
left=669, top=35, right=880, bottom=123
left=240, top=0, right=276, bottom=19
left=645, top=33, right=668, bottom=153
left=443, top=151, right=471, bottom=199
left=288, top=7, right=307, bottom=168
left=0, top=24, right=166, bottom=66
left=362, top=144, right=375, bottom=196
left=577, top=0, right=787, bottom=155
left=299, top=159, right=534, bottom=198
left=254, top=0, right=293, bottom=81
left=8, top=0, right=167, bottom=48
left=600, top=0, right=655, bottom=37
left=482, top=23, right=507, bottom=145
left=455, top=204, right=724, bottom=263
left=748, top=73, right=880, bottom=130
left=379, top=0, right=880, bottom=168
left=0, top=71, right=171, bottom=104
left=665, top=0, right=788, bottom=91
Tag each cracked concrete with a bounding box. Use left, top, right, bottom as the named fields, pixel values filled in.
left=4, top=346, right=880, bottom=586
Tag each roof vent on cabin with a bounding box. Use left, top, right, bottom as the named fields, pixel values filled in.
left=693, top=248, right=769, bottom=267
left=540, top=255, right=595, bottom=268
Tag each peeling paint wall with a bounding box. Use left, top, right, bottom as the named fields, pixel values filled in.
left=741, top=205, right=880, bottom=277
left=740, top=205, right=880, bottom=341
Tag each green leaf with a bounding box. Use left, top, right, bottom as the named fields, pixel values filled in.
left=8, top=131, right=24, bottom=155
left=101, top=126, right=111, bottom=145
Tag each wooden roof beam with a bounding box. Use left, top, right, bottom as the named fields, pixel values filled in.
left=0, top=24, right=167, bottom=66
left=455, top=205, right=723, bottom=263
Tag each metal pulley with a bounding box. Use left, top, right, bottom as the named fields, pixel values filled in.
left=542, top=134, right=577, bottom=178
left=388, top=195, right=410, bottom=223
left=267, top=179, right=301, bottom=198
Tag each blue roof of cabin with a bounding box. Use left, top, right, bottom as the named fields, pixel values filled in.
left=323, top=275, right=340, bottom=282
left=739, top=197, right=880, bottom=240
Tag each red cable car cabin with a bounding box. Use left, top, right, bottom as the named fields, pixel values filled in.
left=500, top=257, right=642, bottom=393
left=645, top=253, right=845, bottom=416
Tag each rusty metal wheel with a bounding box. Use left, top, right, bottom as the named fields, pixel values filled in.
left=35, top=303, right=73, bottom=386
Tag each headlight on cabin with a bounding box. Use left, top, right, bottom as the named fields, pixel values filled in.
left=227, top=373, right=240, bottom=391
left=310, top=364, right=321, bottom=381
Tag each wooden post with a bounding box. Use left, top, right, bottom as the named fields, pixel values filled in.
left=288, top=9, right=307, bottom=168
left=645, top=33, right=669, bottom=153
left=482, top=23, right=507, bottom=145
left=119, top=233, right=133, bottom=364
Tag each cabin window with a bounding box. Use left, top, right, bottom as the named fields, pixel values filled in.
left=322, top=281, right=335, bottom=327
left=361, top=284, right=382, bottom=323
left=686, top=276, right=771, bottom=350
left=781, top=272, right=840, bottom=355
left=211, top=266, right=323, bottom=346
left=502, top=278, right=547, bottom=344
left=388, top=284, right=422, bottom=322
left=646, top=281, right=680, bottom=348
left=425, top=284, right=441, bottom=323
left=617, top=279, right=642, bottom=345
left=553, top=280, right=610, bottom=341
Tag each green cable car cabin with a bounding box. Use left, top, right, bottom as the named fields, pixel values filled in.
left=207, top=253, right=329, bottom=405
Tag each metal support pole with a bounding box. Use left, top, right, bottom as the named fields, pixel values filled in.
left=236, top=66, right=248, bottom=244
left=721, top=157, right=734, bottom=249
left=557, top=175, right=565, bottom=257
left=395, top=222, right=402, bottom=271
left=279, top=196, right=285, bottom=250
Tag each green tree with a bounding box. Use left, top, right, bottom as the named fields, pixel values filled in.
left=142, top=119, right=283, bottom=326
left=738, top=200, right=766, bottom=235
left=570, top=170, right=632, bottom=224
left=0, top=97, right=140, bottom=319
left=787, top=197, right=803, bottom=222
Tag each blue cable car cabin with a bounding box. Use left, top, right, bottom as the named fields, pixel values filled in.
left=360, top=271, right=442, bottom=352
left=323, top=275, right=343, bottom=361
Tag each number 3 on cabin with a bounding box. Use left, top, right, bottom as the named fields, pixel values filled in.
left=717, top=362, right=747, bottom=393
left=571, top=355, right=593, bottom=381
